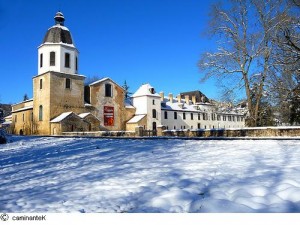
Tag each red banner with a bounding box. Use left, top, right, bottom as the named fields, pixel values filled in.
left=104, top=106, right=114, bottom=126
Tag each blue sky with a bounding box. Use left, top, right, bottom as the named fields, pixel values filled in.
left=0, top=0, right=219, bottom=104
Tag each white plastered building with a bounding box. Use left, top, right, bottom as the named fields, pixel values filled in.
left=128, top=83, right=245, bottom=131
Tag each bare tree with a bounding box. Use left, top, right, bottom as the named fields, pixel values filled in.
left=269, top=0, right=300, bottom=124
left=84, top=75, right=103, bottom=85
left=199, top=0, right=288, bottom=126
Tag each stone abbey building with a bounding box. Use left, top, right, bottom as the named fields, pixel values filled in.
left=10, top=12, right=245, bottom=136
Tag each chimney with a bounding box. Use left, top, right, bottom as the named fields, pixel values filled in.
left=192, top=95, right=196, bottom=105
left=159, top=91, right=164, bottom=101
left=177, top=94, right=181, bottom=104
left=185, top=95, right=190, bottom=105
left=168, top=93, right=173, bottom=103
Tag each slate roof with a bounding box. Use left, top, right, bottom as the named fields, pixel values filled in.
left=43, top=25, right=73, bottom=45
left=180, top=90, right=209, bottom=103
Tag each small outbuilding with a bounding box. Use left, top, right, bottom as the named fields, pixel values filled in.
left=50, top=112, right=90, bottom=135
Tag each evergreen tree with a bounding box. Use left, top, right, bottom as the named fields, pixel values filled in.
left=23, top=93, right=29, bottom=101
left=122, top=80, right=132, bottom=99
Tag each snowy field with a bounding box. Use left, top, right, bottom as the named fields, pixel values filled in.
left=0, top=136, right=300, bottom=213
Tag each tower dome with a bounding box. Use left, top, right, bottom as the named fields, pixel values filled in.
left=42, top=11, right=74, bottom=45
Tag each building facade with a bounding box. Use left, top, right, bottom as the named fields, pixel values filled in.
left=126, top=84, right=245, bottom=131
left=8, top=11, right=245, bottom=136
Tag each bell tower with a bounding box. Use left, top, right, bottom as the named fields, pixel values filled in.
left=38, top=11, right=79, bottom=75
left=32, top=12, right=85, bottom=135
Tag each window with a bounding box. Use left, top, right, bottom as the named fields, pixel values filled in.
left=198, top=123, right=201, bottom=129
left=174, top=112, right=177, bottom=120
left=39, top=105, right=43, bottom=121
left=40, top=79, right=43, bottom=89
left=223, top=115, right=226, bottom=121
left=75, top=56, right=78, bottom=71
left=153, top=100, right=155, bottom=105
left=50, top=51, right=55, bottom=66
left=191, top=113, right=193, bottom=120
left=164, top=111, right=168, bottom=119
left=183, top=112, right=186, bottom=120
left=211, top=113, right=214, bottom=121
left=66, top=78, right=71, bottom=89
left=40, top=53, right=43, bottom=68
left=149, top=88, right=155, bottom=94
left=237, top=116, right=240, bottom=122
left=198, top=113, right=201, bottom=120
left=65, top=53, right=70, bottom=68
left=152, top=109, right=157, bottom=118
left=203, top=113, right=206, bottom=120
left=228, top=116, right=232, bottom=121
left=105, top=83, right=112, bottom=97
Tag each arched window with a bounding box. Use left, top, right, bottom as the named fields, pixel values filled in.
left=105, top=83, right=112, bottom=97
left=65, top=53, right=70, bottom=68
left=174, top=112, right=177, bottom=120
left=39, top=105, right=43, bottom=121
left=40, top=53, right=43, bottom=68
left=164, top=111, right=168, bottom=119
left=40, top=79, right=43, bottom=89
left=152, top=109, right=157, bottom=118
left=50, top=51, right=55, bottom=66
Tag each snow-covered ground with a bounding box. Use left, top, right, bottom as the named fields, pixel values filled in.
left=0, top=136, right=300, bottom=213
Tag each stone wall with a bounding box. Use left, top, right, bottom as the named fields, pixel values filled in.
left=62, top=131, right=136, bottom=137
left=162, top=127, right=300, bottom=137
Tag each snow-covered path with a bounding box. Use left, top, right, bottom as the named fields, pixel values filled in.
left=1, top=136, right=300, bottom=212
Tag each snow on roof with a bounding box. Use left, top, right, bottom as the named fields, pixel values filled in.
left=33, top=71, right=85, bottom=79
left=127, top=114, right=146, bottom=124
left=78, top=112, right=91, bottom=118
left=12, top=99, right=33, bottom=107
left=48, top=24, right=70, bottom=31
left=12, top=106, right=33, bottom=113
left=132, top=83, right=161, bottom=98
left=1, top=121, right=12, bottom=125
left=161, top=97, right=244, bottom=115
left=42, top=42, right=75, bottom=48
left=50, top=112, right=73, bottom=123
left=89, top=77, right=124, bottom=90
